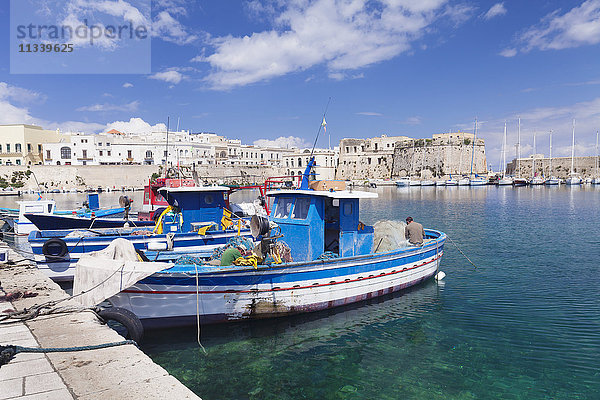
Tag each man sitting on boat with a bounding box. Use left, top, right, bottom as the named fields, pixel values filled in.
left=220, top=242, right=252, bottom=266
left=405, top=217, right=425, bottom=246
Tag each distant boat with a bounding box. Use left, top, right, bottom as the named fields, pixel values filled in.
left=458, top=177, right=470, bottom=186
left=445, top=177, right=458, bottom=186
left=435, top=180, right=446, bottom=186
left=409, top=179, right=422, bottom=186
left=566, top=119, right=581, bottom=186
left=513, top=178, right=528, bottom=186
left=421, top=180, right=435, bottom=186
left=593, top=131, right=600, bottom=184
left=497, top=122, right=512, bottom=185
left=469, top=177, right=487, bottom=186
left=530, top=177, right=545, bottom=185
left=545, top=177, right=560, bottom=185
left=395, top=177, right=410, bottom=187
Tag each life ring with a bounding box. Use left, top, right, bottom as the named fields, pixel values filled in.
left=98, top=307, right=144, bottom=343
left=41, top=238, right=68, bottom=258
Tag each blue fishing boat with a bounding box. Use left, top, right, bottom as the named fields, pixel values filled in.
left=74, top=159, right=447, bottom=328
left=29, top=186, right=254, bottom=281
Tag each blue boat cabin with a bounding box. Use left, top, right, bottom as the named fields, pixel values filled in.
left=158, top=186, right=231, bottom=233
left=267, top=190, right=378, bottom=262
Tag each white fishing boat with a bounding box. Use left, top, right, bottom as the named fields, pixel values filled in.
left=73, top=160, right=446, bottom=329
left=566, top=120, right=581, bottom=186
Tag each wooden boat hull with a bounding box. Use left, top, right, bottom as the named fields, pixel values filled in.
left=108, top=231, right=446, bottom=326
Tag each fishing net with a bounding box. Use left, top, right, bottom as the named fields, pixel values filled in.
left=209, top=236, right=255, bottom=261
left=373, top=220, right=410, bottom=253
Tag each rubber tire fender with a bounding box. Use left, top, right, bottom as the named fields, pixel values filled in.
left=41, top=238, right=68, bottom=258
left=98, top=307, right=144, bottom=343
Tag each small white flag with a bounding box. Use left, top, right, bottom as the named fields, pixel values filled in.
left=321, top=117, right=327, bottom=132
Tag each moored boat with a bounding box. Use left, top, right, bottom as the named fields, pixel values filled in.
left=74, top=161, right=446, bottom=327
left=395, top=177, right=410, bottom=187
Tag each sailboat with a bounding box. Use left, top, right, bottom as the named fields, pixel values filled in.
left=530, top=130, right=544, bottom=185
left=593, top=131, right=600, bottom=185
left=513, top=118, right=528, bottom=186
left=544, top=129, right=560, bottom=185
left=469, top=119, right=487, bottom=186
left=566, top=119, right=582, bottom=185
left=498, top=122, right=513, bottom=185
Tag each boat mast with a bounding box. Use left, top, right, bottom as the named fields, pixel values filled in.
left=470, top=118, right=477, bottom=177
left=596, top=131, right=600, bottom=178
left=549, top=129, right=553, bottom=177
left=533, top=130, right=537, bottom=177
left=517, top=118, right=521, bottom=178
left=502, top=122, right=507, bottom=178
left=458, top=132, right=464, bottom=176
left=570, top=119, right=576, bottom=175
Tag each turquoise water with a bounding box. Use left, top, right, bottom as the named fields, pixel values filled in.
left=139, top=186, right=600, bottom=399
left=7, top=187, right=600, bottom=398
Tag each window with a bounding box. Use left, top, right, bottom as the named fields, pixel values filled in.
left=205, top=195, right=214, bottom=205
left=106, top=143, right=111, bottom=146
left=107, top=151, right=111, bottom=156
left=292, top=197, right=310, bottom=219
left=127, top=150, right=132, bottom=158
left=146, top=150, right=153, bottom=158
left=0, top=145, right=2, bottom=152
left=27, top=143, right=32, bottom=152
left=82, top=149, right=87, bottom=159
left=6, top=144, right=10, bottom=152
left=38, top=144, right=42, bottom=152
left=98, top=142, right=103, bottom=146
left=15, top=144, right=21, bottom=152
left=99, top=150, right=103, bottom=156
left=60, top=147, right=71, bottom=159
left=16, top=159, right=21, bottom=165
left=343, top=202, right=353, bottom=216
left=274, top=197, right=294, bottom=218
left=46, top=150, right=50, bottom=159
left=298, top=158, right=302, bottom=167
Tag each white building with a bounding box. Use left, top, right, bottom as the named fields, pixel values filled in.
left=283, top=148, right=339, bottom=180
left=0, top=124, right=62, bottom=166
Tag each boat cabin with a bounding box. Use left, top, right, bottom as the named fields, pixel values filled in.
left=158, top=186, right=231, bottom=233
left=266, top=189, right=378, bottom=262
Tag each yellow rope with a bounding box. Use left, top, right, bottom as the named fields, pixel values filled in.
left=152, top=206, right=174, bottom=234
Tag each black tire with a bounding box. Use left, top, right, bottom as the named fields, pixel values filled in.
left=41, top=238, right=68, bottom=258
left=98, top=307, right=144, bottom=343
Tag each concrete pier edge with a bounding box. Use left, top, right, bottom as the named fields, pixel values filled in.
left=0, top=242, right=200, bottom=400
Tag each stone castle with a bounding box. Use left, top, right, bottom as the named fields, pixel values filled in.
left=336, top=133, right=487, bottom=180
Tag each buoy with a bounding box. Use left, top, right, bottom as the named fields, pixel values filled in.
left=435, top=271, right=446, bottom=281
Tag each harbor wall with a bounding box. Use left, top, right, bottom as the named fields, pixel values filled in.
left=0, top=165, right=286, bottom=190
left=507, top=156, right=600, bottom=178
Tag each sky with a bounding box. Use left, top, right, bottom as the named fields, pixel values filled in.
left=1, top=0, right=600, bottom=169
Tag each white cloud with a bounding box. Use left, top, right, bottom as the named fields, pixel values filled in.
left=0, top=82, right=44, bottom=103
left=104, top=117, right=167, bottom=135
left=513, top=0, right=600, bottom=54
left=152, top=10, right=197, bottom=44
left=482, top=3, right=507, bottom=20
left=403, top=116, right=423, bottom=125
left=253, top=136, right=310, bottom=149
left=149, top=70, right=184, bottom=84
left=122, top=82, right=134, bottom=88
left=202, top=0, right=468, bottom=89
left=499, top=48, right=517, bottom=57
left=76, top=100, right=140, bottom=112
left=356, top=112, right=383, bottom=116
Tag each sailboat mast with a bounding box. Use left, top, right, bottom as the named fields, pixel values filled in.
left=549, top=129, right=553, bottom=177
left=571, top=119, right=576, bottom=175
left=533, top=130, right=537, bottom=177
left=596, top=131, right=600, bottom=178
left=502, top=122, right=507, bottom=178
left=517, top=118, right=521, bottom=178
left=470, top=118, right=477, bottom=176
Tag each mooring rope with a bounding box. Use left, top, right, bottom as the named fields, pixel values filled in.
left=0, top=340, right=137, bottom=368
left=446, top=234, right=478, bottom=269
left=194, top=263, right=207, bottom=354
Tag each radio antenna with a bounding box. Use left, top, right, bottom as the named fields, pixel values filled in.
left=310, top=97, right=332, bottom=158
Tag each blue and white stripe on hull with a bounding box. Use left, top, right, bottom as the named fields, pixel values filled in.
left=108, top=233, right=445, bottom=325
